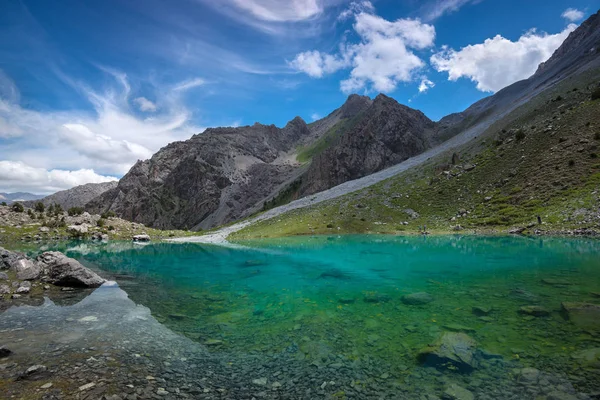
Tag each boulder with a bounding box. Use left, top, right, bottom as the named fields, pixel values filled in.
left=37, top=252, right=105, bottom=287
left=133, top=234, right=151, bottom=242
left=0, top=247, right=21, bottom=270
left=0, top=272, right=8, bottom=280
left=419, top=332, right=477, bottom=372
left=0, top=284, right=10, bottom=294
left=443, top=383, right=474, bottom=400
left=0, top=346, right=11, bottom=358
left=517, top=367, right=540, bottom=384
left=16, top=281, right=31, bottom=294
left=14, top=259, right=42, bottom=280
left=402, top=292, right=433, bottom=305
left=68, top=224, right=89, bottom=236
left=570, top=348, right=600, bottom=368
left=561, top=302, right=600, bottom=329
left=519, top=305, right=550, bottom=317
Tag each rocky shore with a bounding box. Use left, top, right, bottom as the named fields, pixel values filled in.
left=0, top=247, right=105, bottom=312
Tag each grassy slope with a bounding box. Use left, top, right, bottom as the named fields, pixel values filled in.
left=232, top=70, right=600, bottom=240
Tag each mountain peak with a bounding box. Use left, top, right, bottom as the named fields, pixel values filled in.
left=340, top=94, right=372, bottom=119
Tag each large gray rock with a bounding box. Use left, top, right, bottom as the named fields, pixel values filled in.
left=443, top=383, right=474, bottom=400
left=14, top=258, right=42, bottom=280
left=37, top=252, right=105, bottom=287
left=0, top=247, right=21, bottom=270
left=419, top=332, right=477, bottom=372
left=401, top=292, right=433, bottom=305
left=67, top=224, right=89, bottom=236
left=561, top=302, right=600, bottom=329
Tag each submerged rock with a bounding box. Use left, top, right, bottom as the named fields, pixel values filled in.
left=443, top=324, right=476, bottom=333
left=419, top=332, right=477, bottom=372
left=517, top=367, right=540, bottom=384
left=541, top=278, right=573, bottom=286
left=561, top=302, right=600, bottom=329
left=518, top=305, right=550, bottom=317
left=0, top=346, right=12, bottom=358
left=570, top=348, right=600, bottom=368
left=509, top=288, right=540, bottom=303
left=443, top=383, right=474, bottom=400
left=319, top=268, right=350, bottom=280
left=472, top=306, right=492, bottom=316
left=401, top=292, right=433, bottom=305
left=363, top=292, right=391, bottom=303
left=37, top=252, right=105, bottom=287
left=18, top=365, right=48, bottom=381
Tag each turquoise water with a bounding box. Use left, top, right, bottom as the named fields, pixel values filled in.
left=10, top=235, right=600, bottom=397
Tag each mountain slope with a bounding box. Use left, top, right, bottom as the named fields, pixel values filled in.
left=22, top=182, right=118, bottom=210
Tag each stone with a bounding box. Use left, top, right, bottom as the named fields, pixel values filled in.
left=39, top=227, right=50, bottom=233
left=19, top=365, right=48, bottom=380
left=419, top=332, right=477, bottom=372
left=252, top=377, right=268, bottom=386
left=561, top=302, right=600, bottom=329
left=338, top=297, right=355, bottom=304
left=37, top=251, right=105, bottom=287
left=472, top=306, right=492, bottom=316
left=0, top=272, right=8, bottom=280
left=0, top=346, right=12, bottom=358
left=401, top=292, right=433, bottom=305
left=133, top=234, right=151, bottom=242
left=546, top=391, right=578, bottom=400
left=40, top=383, right=53, bottom=389
left=79, top=382, right=96, bottom=391
left=570, top=348, right=600, bottom=368
left=363, top=292, right=391, bottom=303
left=16, top=281, right=31, bottom=294
left=0, top=284, right=10, bottom=294
left=68, top=224, right=89, bottom=236
left=443, top=383, right=474, bottom=400
left=204, top=339, right=223, bottom=346
left=518, top=305, right=550, bottom=317
left=509, top=289, right=539, bottom=303
left=517, top=367, right=540, bottom=384
left=14, top=259, right=42, bottom=280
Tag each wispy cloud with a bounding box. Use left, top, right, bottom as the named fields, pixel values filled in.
left=0, top=67, right=205, bottom=193
left=421, top=0, right=483, bottom=22
left=173, top=77, right=206, bottom=91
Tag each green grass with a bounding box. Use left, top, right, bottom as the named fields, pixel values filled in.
left=231, top=69, right=600, bottom=240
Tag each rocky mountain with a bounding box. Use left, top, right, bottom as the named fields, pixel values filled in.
left=0, top=192, right=44, bottom=204
left=88, top=94, right=441, bottom=230
left=89, top=11, right=600, bottom=232
left=23, top=182, right=118, bottom=210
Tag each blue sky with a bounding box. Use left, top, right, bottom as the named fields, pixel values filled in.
left=0, top=0, right=596, bottom=193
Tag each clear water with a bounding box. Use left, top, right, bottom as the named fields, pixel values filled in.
left=5, top=235, right=600, bottom=398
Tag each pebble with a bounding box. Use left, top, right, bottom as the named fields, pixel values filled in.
left=79, top=382, right=96, bottom=391
left=40, top=383, right=53, bottom=389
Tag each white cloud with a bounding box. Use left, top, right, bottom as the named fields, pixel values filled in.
left=431, top=24, right=576, bottom=92
left=290, top=6, right=436, bottom=93
left=0, top=161, right=117, bottom=194
left=338, top=1, right=374, bottom=21
left=418, top=78, right=435, bottom=93
left=562, top=8, right=584, bottom=22
left=288, top=50, right=349, bottom=78
left=134, top=97, right=157, bottom=112
left=310, top=113, right=321, bottom=121
left=231, top=0, right=322, bottom=22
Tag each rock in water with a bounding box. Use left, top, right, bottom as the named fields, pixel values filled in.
left=518, top=305, right=550, bottom=317
left=443, top=383, right=474, bottom=400
left=561, top=302, right=600, bottom=329
left=401, top=292, right=433, bottom=305
left=419, top=332, right=477, bottom=372
left=14, top=258, right=42, bottom=280
left=37, top=252, right=105, bottom=287
left=570, top=348, right=600, bottom=368
left=0, top=346, right=12, bottom=358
